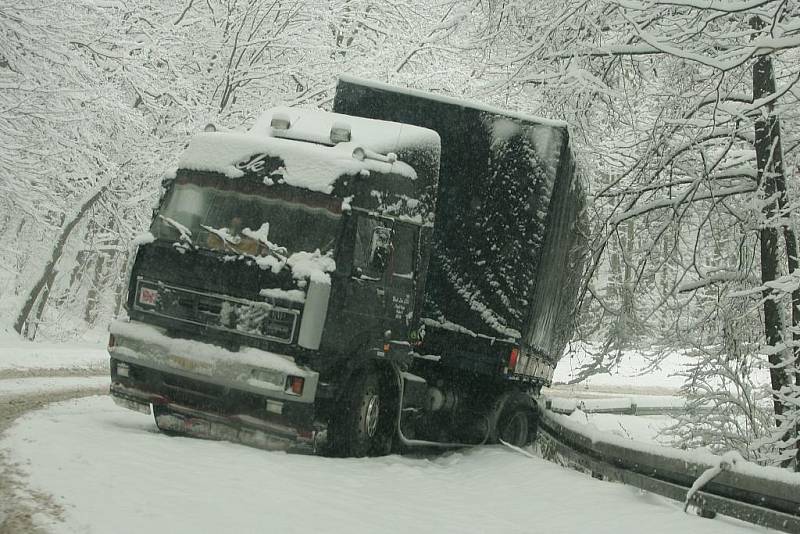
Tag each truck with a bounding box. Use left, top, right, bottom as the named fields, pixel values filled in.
left=108, top=76, right=587, bottom=457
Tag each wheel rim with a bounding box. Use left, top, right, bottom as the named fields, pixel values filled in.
left=363, top=394, right=380, bottom=438
left=500, top=411, right=527, bottom=445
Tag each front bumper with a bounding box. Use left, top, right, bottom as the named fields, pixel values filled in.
left=110, top=382, right=318, bottom=453
left=109, top=319, right=319, bottom=403
left=108, top=319, right=322, bottom=453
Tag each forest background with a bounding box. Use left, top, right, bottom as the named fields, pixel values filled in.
left=1, top=0, right=798, bottom=468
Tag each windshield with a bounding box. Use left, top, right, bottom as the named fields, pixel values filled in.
left=151, top=173, right=342, bottom=257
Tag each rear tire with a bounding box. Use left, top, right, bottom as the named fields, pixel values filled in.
left=494, top=391, right=535, bottom=447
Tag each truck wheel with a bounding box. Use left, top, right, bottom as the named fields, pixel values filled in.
left=495, top=392, right=534, bottom=447
left=330, top=367, right=392, bottom=457
left=498, top=410, right=528, bottom=446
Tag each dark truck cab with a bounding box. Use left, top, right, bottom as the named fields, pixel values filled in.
left=109, top=80, right=587, bottom=456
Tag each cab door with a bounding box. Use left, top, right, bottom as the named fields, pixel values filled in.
left=322, top=212, right=394, bottom=352
left=383, top=222, right=418, bottom=340
left=323, top=213, right=423, bottom=354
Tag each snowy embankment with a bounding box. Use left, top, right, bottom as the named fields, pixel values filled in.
left=0, top=376, right=109, bottom=397
left=3, top=395, right=761, bottom=534
left=0, top=332, right=108, bottom=377
left=0, top=333, right=109, bottom=398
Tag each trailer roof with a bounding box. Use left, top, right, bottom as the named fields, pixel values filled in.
left=338, top=75, right=568, bottom=129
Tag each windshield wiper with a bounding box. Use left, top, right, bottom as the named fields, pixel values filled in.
left=159, top=215, right=193, bottom=245
left=242, top=225, right=288, bottom=262
left=201, top=225, right=242, bottom=253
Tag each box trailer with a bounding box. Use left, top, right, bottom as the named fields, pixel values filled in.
left=108, top=78, right=587, bottom=456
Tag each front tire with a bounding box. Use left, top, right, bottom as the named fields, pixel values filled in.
left=329, top=367, right=393, bottom=457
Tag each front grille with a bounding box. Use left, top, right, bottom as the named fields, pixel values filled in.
left=163, top=373, right=226, bottom=400
left=133, top=279, right=299, bottom=344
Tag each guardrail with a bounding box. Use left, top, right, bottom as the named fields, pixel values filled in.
left=536, top=402, right=800, bottom=533
left=543, top=396, right=712, bottom=416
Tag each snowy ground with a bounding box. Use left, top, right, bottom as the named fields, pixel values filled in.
left=0, top=338, right=766, bottom=533
left=4, top=395, right=762, bottom=534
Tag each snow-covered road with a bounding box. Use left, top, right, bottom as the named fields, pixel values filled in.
left=1, top=394, right=762, bottom=534
left=0, top=337, right=766, bottom=533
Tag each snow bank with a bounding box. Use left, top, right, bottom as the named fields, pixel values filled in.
left=0, top=337, right=108, bottom=372
left=0, top=376, right=108, bottom=397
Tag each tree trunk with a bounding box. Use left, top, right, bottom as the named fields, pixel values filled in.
left=13, top=185, right=107, bottom=339
left=752, top=16, right=797, bottom=466
left=754, top=90, right=790, bottom=424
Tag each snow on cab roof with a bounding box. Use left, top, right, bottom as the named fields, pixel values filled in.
left=338, top=74, right=568, bottom=129
left=177, top=107, right=440, bottom=195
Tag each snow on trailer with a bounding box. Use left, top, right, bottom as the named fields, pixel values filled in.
left=334, top=76, right=589, bottom=386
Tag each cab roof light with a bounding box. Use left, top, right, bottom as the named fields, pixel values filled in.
left=330, top=121, right=352, bottom=143
left=270, top=112, right=291, bottom=130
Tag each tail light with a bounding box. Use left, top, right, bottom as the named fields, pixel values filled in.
left=508, top=347, right=520, bottom=373
left=108, top=334, right=116, bottom=349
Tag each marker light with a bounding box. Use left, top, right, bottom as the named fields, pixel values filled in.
left=508, top=347, right=520, bottom=372
left=270, top=112, right=291, bottom=130
left=287, top=376, right=305, bottom=396
left=330, top=121, right=352, bottom=143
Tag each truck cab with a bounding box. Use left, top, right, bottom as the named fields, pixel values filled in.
left=109, top=108, right=441, bottom=454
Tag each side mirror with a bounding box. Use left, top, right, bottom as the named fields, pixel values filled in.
left=156, top=176, right=175, bottom=212
left=369, top=227, right=392, bottom=271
